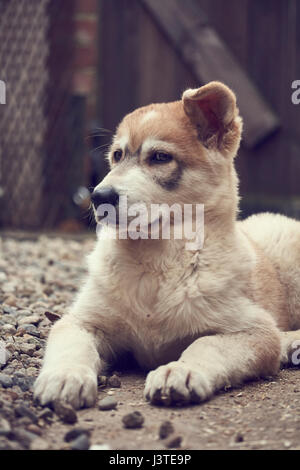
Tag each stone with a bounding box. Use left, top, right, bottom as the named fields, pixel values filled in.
left=98, top=396, right=118, bottom=411
left=108, top=374, right=121, bottom=388
left=159, top=421, right=174, bottom=439
left=0, top=418, right=11, bottom=436
left=64, top=428, right=91, bottom=442
left=122, top=411, right=144, bottom=429
left=0, top=373, right=13, bottom=388
left=54, top=400, right=77, bottom=424
left=15, top=404, right=38, bottom=423
left=164, top=435, right=182, bottom=448
left=70, top=434, right=90, bottom=450
left=18, top=315, right=40, bottom=326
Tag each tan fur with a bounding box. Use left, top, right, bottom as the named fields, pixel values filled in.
left=34, top=81, right=300, bottom=409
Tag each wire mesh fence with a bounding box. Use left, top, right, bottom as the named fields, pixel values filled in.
left=0, top=0, right=100, bottom=230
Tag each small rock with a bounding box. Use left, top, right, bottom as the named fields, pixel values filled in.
left=0, top=272, right=7, bottom=282
left=18, top=343, right=36, bottom=356
left=97, top=375, right=107, bottom=387
left=0, top=343, right=10, bottom=367
left=64, top=428, right=91, bottom=443
left=108, top=374, right=121, bottom=388
left=26, top=424, right=42, bottom=436
left=15, top=404, right=38, bottom=423
left=2, top=324, right=16, bottom=334
left=122, top=411, right=144, bottom=429
left=44, top=311, right=61, bottom=323
left=12, top=374, right=35, bottom=392
left=164, top=435, right=182, bottom=448
left=89, top=444, right=111, bottom=450
left=17, top=324, right=40, bottom=338
left=11, top=428, right=38, bottom=448
left=159, top=421, right=174, bottom=439
left=235, top=432, right=244, bottom=443
left=0, top=373, right=13, bottom=388
left=18, top=315, right=40, bottom=326
left=30, top=437, right=50, bottom=450
left=2, top=306, right=17, bottom=315
left=54, top=400, right=77, bottom=424
left=98, top=396, right=118, bottom=411
left=0, top=418, right=11, bottom=436
left=38, top=408, right=53, bottom=423
left=70, top=434, right=90, bottom=450
left=4, top=296, right=17, bottom=307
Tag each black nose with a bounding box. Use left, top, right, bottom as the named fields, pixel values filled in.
left=91, top=186, right=119, bottom=209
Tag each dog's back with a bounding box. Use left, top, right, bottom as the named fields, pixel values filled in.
left=240, top=213, right=300, bottom=330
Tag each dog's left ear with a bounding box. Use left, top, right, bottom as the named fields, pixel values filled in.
left=182, top=81, right=241, bottom=151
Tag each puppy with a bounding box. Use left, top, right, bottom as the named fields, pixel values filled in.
left=34, top=81, right=300, bottom=409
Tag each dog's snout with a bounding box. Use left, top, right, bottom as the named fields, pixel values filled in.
left=91, top=186, right=119, bottom=209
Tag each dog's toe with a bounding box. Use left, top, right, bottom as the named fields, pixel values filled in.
left=144, top=361, right=212, bottom=406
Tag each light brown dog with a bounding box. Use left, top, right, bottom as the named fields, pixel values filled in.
left=34, top=81, right=300, bottom=409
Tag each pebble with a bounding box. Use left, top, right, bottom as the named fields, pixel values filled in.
left=122, top=411, right=144, bottom=429
left=26, top=424, right=43, bottom=436
left=70, top=434, right=90, bottom=450
left=235, top=432, right=244, bottom=443
left=89, top=444, right=111, bottom=450
left=18, top=315, right=40, bottom=326
left=38, top=408, right=53, bottom=423
left=98, top=396, right=118, bottom=411
left=108, top=374, right=121, bottom=388
left=159, top=421, right=174, bottom=439
left=18, top=343, right=36, bottom=356
left=54, top=400, right=78, bottom=424
left=64, top=428, right=91, bottom=442
left=12, top=374, right=35, bottom=392
left=0, top=373, right=13, bottom=388
left=2, top=324, right=16, bottom=334
left=17, top=324, right=40, bottom=337
left=0, top=418, right=11, bottom=436
left=15, top=404, right=38, bottom=423
left=3, top=295, right=17, bottom=306
left=98, top=375, right=108, bottom=387
left=164, top=435, right=182, bottom=448
left=11, top=428, right=38, bottom=448
left=44, top=311, right=61, bottom=323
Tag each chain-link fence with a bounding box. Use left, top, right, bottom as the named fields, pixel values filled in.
left=0, top=0, right=98, bottom=230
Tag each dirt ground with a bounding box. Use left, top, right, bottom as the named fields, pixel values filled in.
left=0, top=232, right=300, bottom=451
left=43, top=368, right=300, bottom=451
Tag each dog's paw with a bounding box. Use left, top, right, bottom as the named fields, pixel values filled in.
left=34, top=366, right=97, bottom=409
left=144, top=361, right=213, bottom=406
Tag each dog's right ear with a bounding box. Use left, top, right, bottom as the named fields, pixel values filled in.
left=182, top=81, right=241, bottom=151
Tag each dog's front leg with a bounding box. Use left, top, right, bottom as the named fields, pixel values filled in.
left=144, top=316, right=281, bottom=406
left=34, top=314, right=102, bottom=409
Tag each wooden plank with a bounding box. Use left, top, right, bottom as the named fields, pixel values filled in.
left=141, top=0, right=280, bottom=149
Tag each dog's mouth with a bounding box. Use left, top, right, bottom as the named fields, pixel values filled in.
left=95, top=208, right=162, bottom=235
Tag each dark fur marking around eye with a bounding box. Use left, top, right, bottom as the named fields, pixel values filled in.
left=155, top=162, right=184, bottom=191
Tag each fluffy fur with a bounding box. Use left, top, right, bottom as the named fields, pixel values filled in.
left=34, top=81, right=300, bottom=409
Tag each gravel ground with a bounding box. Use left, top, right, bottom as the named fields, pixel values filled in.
left=0, top=232, right=300, bottom=451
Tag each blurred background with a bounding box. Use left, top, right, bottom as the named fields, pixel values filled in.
left=0, top=0, right=299, bottom=233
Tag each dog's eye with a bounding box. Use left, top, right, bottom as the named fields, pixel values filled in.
left=113, top=150, right=122, bottom=162
left=150, top=152, right=173, bottom=164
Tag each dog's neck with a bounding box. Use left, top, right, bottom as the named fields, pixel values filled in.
left=108, top=210, right=238, bottom=273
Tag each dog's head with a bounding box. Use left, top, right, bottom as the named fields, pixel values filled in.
left=92, top=81, right=242, bottom=228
